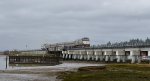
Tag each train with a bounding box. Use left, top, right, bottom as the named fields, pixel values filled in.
left=72, top=37, right=90, bottom=48
left=42, top=37, right=90, bottom=51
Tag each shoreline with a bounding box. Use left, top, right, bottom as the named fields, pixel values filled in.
left=0, top=61, right=104, bottom=81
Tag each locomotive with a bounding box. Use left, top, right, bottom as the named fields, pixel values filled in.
left=73, top=37, right=90, bottom=48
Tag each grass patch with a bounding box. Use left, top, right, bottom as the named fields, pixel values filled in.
left=59, top=64, right=150, bottom=81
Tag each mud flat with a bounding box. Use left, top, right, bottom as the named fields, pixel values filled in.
left=0, top=61, right=104, bottom=81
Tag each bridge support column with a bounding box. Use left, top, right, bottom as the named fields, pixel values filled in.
left=117, top=56, right=121, bottom=62
left=79, top=52, right=81, bottom=60
left=137, top=56, right=141, bottom=63
left=76, top=54, right=79, bottom=60
left=131, top=50, right=140, bottom=63
left=95, top=55, right=99, bottom=61
left=87, top=55, right=90, bottom=60
left=96, top=51, right=102, bottom=61
left=100, top=51, right=104, bottom=61
left=110, top=55, right=115, bottom=61
left=62, top=51, right=65, bottom=59
left=65, top=54, right=68, bottom=59
left=95, top=51, right=100, bottom=61
left=87, top=51, right=92, bottom=60
left=116, top=50, right=125, bottom=62
left=79, top=51, right=83, bottom=60
left=105, top=51, right=112, bottom=62
left=68, top=54, right=72, bottom=59
left=68, top=51, right=73, bottom=60
left=73, top=54, right=76, bottom=60
left=122, top=55, right=126, bottom=62
left=63, top=54, right=65, bottom=59
left=76, top=54, right=80, bottom=60
left=105, top=55, right=109, bottom=62
left=80, top=55, right=83, bottom=60
left=99, top=55, right=103, bottom=61
left=91, top=51, right=95, bottom=61
left=83, top=54, right=86, bottom=60
left=76, top=54, right=78, bottom=60
left=67, top=51, right=70, bottom=60
left=72, top=51, right=76, bottom=60
left=131, top=55, right=136, bottom=64
left=92, top=55, right=95, bottom=60
left=83, top=51, right=87, bottom=60
left=87, top=54, right=92, bottom=61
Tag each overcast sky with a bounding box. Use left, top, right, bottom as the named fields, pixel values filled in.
left=0, top=0, right=150, bottom=51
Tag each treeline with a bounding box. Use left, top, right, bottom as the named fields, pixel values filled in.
left=95, top=38, right=150, bottom=48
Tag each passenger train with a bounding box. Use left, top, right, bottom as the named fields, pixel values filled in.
left=42, top=37, right=90, bottom=51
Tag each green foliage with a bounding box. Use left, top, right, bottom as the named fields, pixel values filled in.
left=60, top=64, right=150, bottom=81
left=97, top=37, right=150, bottom=48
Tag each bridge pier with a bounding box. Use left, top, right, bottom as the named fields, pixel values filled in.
left=84, top=54, right=88, bottom=60
left=79, top=51, right=83, bottom=60
left=65, top=54, right=69, bottom=59
left=105, top=55, right=109, bottom=62
left=95, top=51, right=102, bottom=61
left=62, top=51, right=66, bottom=59
left=105, top=51, right=112, bottom=62
left=77, top=54, right=80, bottom=60
left=73, top=54, right=76, bottom=60
left=87, top=51, right=93, bottom=61
left=100, top=51, right=104, bottom=61
left=87, top=54, right=91, bottom=60
left=116, top=50, right=125, bottom=62
left=137, top=55, right=141, bottom=63
left=92, top=55, right=95, bottom=61
left=67, top=51, right=70, bottom=60
left=99, top=55, right=104, bottom=61
left=68, top=54, right=72, bottom=59
left=110, top=55, right=115, bottom=62
left=122, top=55, right=126, bottom=62
left=80, top=54, right=83, bottom=60
left=130, top=50, right=140, bottom=63
left=62, top=53, right=65, bottom=59
left=95, top=55, right=99, bottom=61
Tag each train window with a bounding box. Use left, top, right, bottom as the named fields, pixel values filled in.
left=82, top=38, right=90, bottom=41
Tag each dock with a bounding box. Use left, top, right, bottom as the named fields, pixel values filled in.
left=8, top=51, right=62, bottom=65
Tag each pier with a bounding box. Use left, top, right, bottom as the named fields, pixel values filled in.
left=8, top=51, right=62, bottom=65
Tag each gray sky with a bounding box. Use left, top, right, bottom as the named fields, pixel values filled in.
left=0, top=0, right=150, bottom=51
